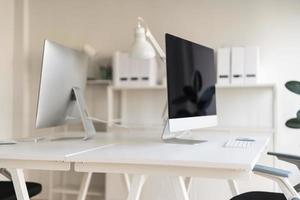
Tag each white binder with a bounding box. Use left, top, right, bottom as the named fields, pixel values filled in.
left=113, top=51, right=157, bottom=86
left=217, top=48, right=231, bottom=85
left=244, top=47, right=259, bottom=84
left=113, top=52, right=131, bottom=86
left=231, top=47, right=245, bottom=84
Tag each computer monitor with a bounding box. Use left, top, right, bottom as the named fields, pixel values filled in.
left=36, top=40, right=96, bottom=140
left=163, top=34, right=217, bottom=144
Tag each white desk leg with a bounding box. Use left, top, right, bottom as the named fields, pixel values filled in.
left=185, top=177, right=192, bottom=193
left=173, top=176, right=189, bottom=200
left=124, top=173, right=131, bottom=193
left=127, top=174, right=147, bottom=200
left=10, top=168, right=30, bottom=200
left=77, top=172, right=92, bottom=200
left=228, top=179, right=239, bottom=196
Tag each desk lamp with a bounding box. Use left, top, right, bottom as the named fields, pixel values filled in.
left=130, top=17, right=166, bottom=62
left=130, top=17, right=170, bottom=119
left=130, top=17, right=168, bottom=118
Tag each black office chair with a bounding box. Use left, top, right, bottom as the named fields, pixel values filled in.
left=231, top=152, right=300, bottom=200
left=232, top=191, right=287, bottom=200
left=0, top=169, right=42, bottom=200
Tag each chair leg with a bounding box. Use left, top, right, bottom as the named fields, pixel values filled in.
left=254, top=170, right=300, bottom=200
left=228, top=179, right=240, bottom=196
left=279, top=178, right=300, bottom=200
left=10, top=168, right=30, bottom=200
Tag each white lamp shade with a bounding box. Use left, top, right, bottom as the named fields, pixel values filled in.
left=130, top=25, right=155, bottom=59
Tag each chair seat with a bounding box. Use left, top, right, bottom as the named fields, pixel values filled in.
left=231, top=191, right=286, bottom=200
left=0, top=181, right=42, bottom=200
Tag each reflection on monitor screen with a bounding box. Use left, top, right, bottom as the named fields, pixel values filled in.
left=166, top=34, right=216, bottom=120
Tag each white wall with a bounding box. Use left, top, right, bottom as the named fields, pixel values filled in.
left=2, top=0, right=300, bottom=199
left=0, top=0, right=14, bottom=139
left=23, top=0, right=300, bottom=136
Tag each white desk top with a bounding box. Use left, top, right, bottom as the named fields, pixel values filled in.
left=0, top=132, right=117, bottom=161
left=68, top=132, right=269, bottom=171
left=0, top=131, right=269, bottom=171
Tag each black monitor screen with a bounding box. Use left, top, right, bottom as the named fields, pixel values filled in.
left=166, top=33, right=216, bottom=119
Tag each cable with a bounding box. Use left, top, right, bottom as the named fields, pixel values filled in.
left=67, top=115, right=165, bottom=132
left=87, top=117, right=130, bottom=129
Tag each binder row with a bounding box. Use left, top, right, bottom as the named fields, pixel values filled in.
left=113, top=51, right=158, bottom=86
left=217, top=47, right=259, bottom=85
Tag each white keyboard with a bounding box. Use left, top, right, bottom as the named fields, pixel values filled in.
left=224, top=139, right=254, bottom=148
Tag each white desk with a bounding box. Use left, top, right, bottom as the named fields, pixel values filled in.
left=0, top=134, right=117, bottom=200
left=0, top=132, right=269, bottom=200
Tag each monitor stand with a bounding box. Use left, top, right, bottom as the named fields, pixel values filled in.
left=51, top=87, right=96, bottom=141
left=71, top=87, right=96, bottom=140
left=161, top=120, right=208, bottom=145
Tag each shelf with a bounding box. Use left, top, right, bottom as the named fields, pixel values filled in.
left=87, top=82, right=275, bottom=90
left=109, top=85, right=166, bottom=90
left=108, top=122, right=164, bottom=129
left=216, top=83, right=275, bottom=89
left=107, top=124, right=275, bottom=134
left=89, top=82, right=275, bottom=90
left=201, top=126, right=275, bottom=133
left=52, top=185, right=104, bottom=197
left=87, top=79, right=112, bottom=85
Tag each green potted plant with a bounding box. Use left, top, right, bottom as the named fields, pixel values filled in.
left=285, top=81, right=300, bottom=128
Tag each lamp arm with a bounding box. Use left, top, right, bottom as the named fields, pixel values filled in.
left=145, top=29, right=166, bottom=63
left=145, top=29, right=168, bottom=119
left=137, top=17, right=166, bottom=63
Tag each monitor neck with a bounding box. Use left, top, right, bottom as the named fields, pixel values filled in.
left=72, top=87, right=96, bottom=140
left=161, top=119, right=207, bottom=145
left=161, top=120, right=175, bottom=140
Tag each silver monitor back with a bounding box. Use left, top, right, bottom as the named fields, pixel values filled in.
left=36, top=40, right=88, bottom=129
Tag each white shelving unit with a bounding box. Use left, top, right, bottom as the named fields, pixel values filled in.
left=87, top=79, right=112, bottom=85
left=86, top=81, right=277, bottom=146
left=107, top=84, right=167, bottom=126
left=106, top=83, right=277, bottom=129
left=216, top=83, right=275, bottom=89
left=216, top=83, right=277, bottom=146
left=110, top=85, right=166, bottom=90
